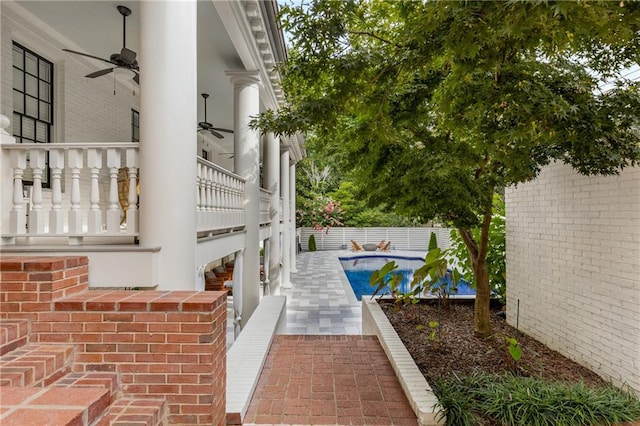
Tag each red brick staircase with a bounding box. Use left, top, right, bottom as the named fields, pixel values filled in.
left=0, top=256, right=227, bottom=425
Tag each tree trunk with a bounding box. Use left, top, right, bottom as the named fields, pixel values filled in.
left=472, top=256, right=491, bottom=337
left=458, top=204, right=493, bottom=337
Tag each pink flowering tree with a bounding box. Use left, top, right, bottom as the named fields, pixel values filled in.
left=297, top=196, right=344, bottom=234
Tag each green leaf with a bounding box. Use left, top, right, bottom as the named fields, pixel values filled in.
left=379, top=261, right=398, bottom=277
left=452, top=269, right=461, bottom=286
left=425, top=248, right=442, bottom=265
left=508, top=343, right=522, bottom=362
left=369, top=270, right=380, bottom=285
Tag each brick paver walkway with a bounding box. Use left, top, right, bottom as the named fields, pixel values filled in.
left=244, top=335, right=417, bottom=425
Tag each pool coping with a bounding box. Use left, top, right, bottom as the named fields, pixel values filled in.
left=362, top=297, right=445, bottom=426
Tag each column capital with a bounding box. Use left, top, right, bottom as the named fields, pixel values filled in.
left=226, top=70, right=261, bottom=87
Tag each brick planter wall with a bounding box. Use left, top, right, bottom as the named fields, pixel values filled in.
left=0, top=256, right=227, bottom=425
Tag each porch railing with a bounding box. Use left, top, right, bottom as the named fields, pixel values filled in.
left=2, top=142, right=139, bottom=244
left=1, top=141, right=258, bottom=245
left=196, top=158, right=245, bottom=233
left=259, top=188, right=272, bottom=225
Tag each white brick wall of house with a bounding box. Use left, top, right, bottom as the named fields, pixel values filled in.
left=2, top=6, right=138, bottom=216
left=505, top=161, right=640, bottom=394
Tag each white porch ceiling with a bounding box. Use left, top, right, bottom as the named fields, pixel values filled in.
left=14, top=0, right=246, bottom=153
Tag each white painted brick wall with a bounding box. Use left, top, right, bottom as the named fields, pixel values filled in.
left=505, top=161, right=640, bottom=393
left=2, top=7, right=138, bottom=219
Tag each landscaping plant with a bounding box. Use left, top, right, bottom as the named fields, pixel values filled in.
left=308, top=234, right=317, bottom=252
left=434, top=372, right=640, bottom=426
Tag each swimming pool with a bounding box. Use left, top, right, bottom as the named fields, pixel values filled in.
left=339, top=255, right=476, bottom=301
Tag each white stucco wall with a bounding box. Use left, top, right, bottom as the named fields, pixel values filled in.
left=505, top=161, right=640, bottom=393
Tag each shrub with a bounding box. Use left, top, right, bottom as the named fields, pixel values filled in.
left=433, top=372, right=640, bottom=426
left=429, top=231, right=438, bottom=251
left=308, top=234, right=317, bottom=251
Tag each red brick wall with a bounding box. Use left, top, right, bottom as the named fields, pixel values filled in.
left=0, top=256, right=227, bottom=425
left=0, top=256, right=89, bottom=318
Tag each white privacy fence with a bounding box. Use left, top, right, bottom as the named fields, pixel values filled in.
left=299, top=227, right=454, bottom=251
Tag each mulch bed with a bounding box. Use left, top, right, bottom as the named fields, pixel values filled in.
left=379, top=299, right=606, bottom=388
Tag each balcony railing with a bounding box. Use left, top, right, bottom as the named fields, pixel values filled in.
left=1, top=140, right=273, bottom=245
left=197, top=157, right=245, bottom=233
left=259, top=188, right=272, bottom=225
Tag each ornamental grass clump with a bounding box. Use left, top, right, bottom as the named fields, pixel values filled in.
left=433, top=371, right=640, bottom=426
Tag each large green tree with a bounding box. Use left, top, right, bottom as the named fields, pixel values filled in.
left=256, top=0, right=640, bottom=336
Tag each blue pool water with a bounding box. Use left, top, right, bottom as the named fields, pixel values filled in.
left=339, top=255, right=476, bottom=301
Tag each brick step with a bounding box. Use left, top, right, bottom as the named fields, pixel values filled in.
left=0, top=385, right=110, bottom=425
left=52, top=372, right=120, bottom=403
left=92, top=397, right=168, bottom=426
left=0, top=319, right=29, bottom=356
left=0, top=343, right=74, bottom=386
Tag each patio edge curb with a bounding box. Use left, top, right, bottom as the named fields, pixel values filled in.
left=362, top=298, right=445, bottom=426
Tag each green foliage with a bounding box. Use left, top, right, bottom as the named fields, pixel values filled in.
left=297, top=195, right=344, bottom=232
left=308, top=234, right=317, bottom=252
left=449, top=194, right=507, bottom=305
left=369, top=247, right=462, bottom=309
left=490, top=333, right=523, bottom=373
left=428, top=232, right=438, bottom=251
left=433, top=372, right=640, bottom=426
left=258, top=0, right=640, bottom=336
left=411, top=248, right=462, bottom=310
left=296, top=158, right=415, bottom=228
left=369, top=260, right=410, bottom=303
left=505, top=336, right=522, bottom=364
left=427, top=320, right=441, bottom=346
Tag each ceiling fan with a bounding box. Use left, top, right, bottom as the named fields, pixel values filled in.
left=62, top=5, right=139, bottom=84
left=198, top=93, right=234, bottom=139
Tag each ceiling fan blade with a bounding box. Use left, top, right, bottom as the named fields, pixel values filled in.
left=210, top=127, right=234, bottom=134
left=86, top=68, right=114, bottom=78
left=209, top=129, right=225, bottom=139
left=120, top=47, right=136, bottom=65
left=62, top=49, right=113, bottom=64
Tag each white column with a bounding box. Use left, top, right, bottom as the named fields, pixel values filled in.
left=280, top=150, right=291, bottom=288
left=289, top=162, right=298, bottom=273
left=264, top=132, right=281, bottom=291
left=227, top=70, right=261, bottom=324
left=139, top=0, right=197, bottom=290
left=0, top=114, right=16, bottom=243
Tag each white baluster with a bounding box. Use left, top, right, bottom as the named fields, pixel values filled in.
left=212, top=169, right=220, bottom=229
left=87, top=148, right=102, bottom=233
left=196, top=162, right=203, bottom=230
left=106, top=148, right=121, bottom=232
left=239, top=180, right=246, bottom=227
left=125, top=148, right=138, bottom=234
left=9, top=150, right=27, bottom=235
left=224, top=175, right=231, bottom=228
left=67, top=148, right=84, bottom=240
left=49, top=149, right=65, bottom=234
left=28, top=149, right=46, bottom=234
left=204, top=166, right=213, bottom=230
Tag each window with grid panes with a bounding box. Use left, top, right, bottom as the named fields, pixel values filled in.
left=131, top=109, right=139, bottom=142
left=12, top=42, right=53, bottom=186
